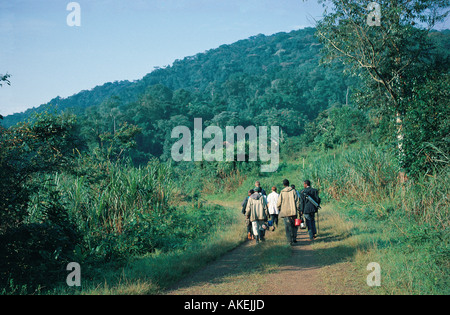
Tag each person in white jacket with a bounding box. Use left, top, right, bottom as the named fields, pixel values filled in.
left=266, top=186, right=279, bottom=231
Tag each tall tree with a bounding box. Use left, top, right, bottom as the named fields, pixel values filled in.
left=315, top=0, right=449, bottom=178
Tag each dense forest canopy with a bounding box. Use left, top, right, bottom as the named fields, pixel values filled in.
left=2, top=28, right=355, bottom=157
left=1, top=27, right=449, bottom=172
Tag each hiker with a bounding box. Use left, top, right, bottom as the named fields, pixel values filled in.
left=277, top=179, right=300, bottom=246
left=245, top=187, right=269, bottom=244
left=242, top=189, right=255, bottom=240
left=254, top=181, right=267, bottom=196
left=291, top=184, right=301, bottom=199
left=255, top=183, right=268, bottom=204
left=267, top=186, right=279, bottom=231
left=300, top=180, right=321, bottom=241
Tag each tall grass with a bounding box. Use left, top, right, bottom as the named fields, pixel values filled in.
left=57, top=159, right=173, bottom=236
left=294, top=144, right=448, bottom=228
left=293, top=143, right=449, bottom=294
left=15, top=158, right=176, bottom=282
left=401, top=163, right=449, bottom=230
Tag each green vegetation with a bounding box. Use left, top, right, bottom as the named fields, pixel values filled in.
left=316, top=0, right=450, bottom=176
left=297, top=145, right=449, bottom=294
left=0, top=122, right=243, bottom=293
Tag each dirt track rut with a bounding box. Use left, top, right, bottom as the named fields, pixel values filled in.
left=167, top=228, right=326, bottom=295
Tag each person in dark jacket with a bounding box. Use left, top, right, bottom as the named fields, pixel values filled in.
left=300, top=180, right=321, bottom=241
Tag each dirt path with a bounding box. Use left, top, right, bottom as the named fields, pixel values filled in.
left=256, top=232, right=325, bottom=295
left=166, top=226, right=327, bottom=295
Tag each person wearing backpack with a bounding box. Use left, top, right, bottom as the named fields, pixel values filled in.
left=245, top=187, right=269, bottom=244
left=300, top=180, right=321, bottom=241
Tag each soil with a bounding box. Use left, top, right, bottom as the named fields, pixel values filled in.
left=166, top=228, right=327, bottom=295
left=256, top=232, right=325, bottom=295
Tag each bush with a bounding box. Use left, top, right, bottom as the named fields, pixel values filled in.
left=0, top=222, right=79, bottom=289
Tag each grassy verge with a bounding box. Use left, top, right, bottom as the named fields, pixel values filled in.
left=55, top=199, right=245, bottom=294
left=310, top=202, right=378, bottom=295
left=312, top=197, right=449, bottom=295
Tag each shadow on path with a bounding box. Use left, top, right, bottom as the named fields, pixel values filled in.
left=256, top=230, right=325, bottom=295
left=166, top=219, right=357, bottom=295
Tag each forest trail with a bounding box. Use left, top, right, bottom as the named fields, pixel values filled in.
left=166, top=227, right=326, bottom=295
left=256, top=232, right=325, bottom=295
left=166, top=197, right=331, bottom=295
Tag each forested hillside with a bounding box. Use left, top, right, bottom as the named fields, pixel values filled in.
left=3, top=28, right=358, bottom=160
left=4, top=28, right=448, bottom=171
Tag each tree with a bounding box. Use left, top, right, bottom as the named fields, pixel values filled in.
left=0, top=112, right=80, bottom=231
left=98, top=122, right=142, bottom=161
left=303, top=105, right=369, bottom=149
left=0, top=112, right=83, bottom=289
left=315, top=0, right=449, bottom=178
left=402, top=73, right=450, bottom=176
left=0, top=73, right=11, bottom=120
left=0, top=73, right=10, bottom=88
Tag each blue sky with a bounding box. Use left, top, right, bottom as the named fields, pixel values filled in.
left=0, top=0, right=326, bottom=116
left=0, top=0, right=448, bottom=116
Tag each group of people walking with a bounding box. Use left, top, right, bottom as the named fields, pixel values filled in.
left=241, top=180, right=321, bottom=245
